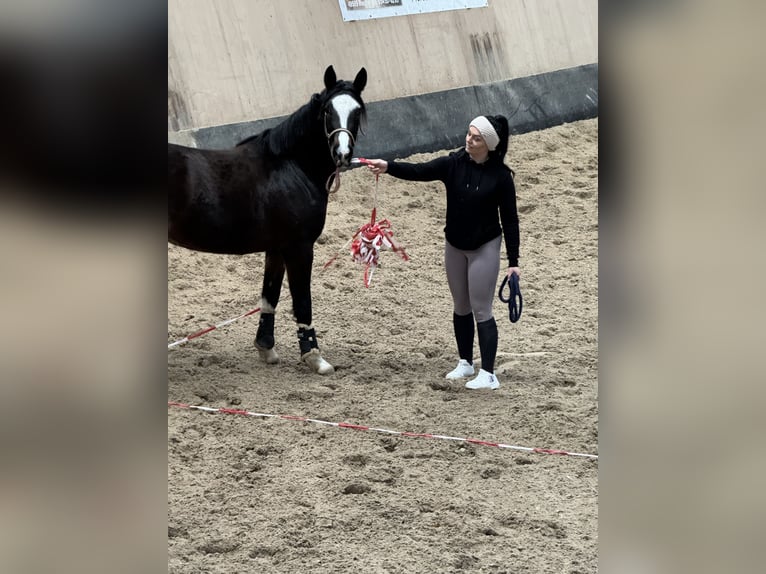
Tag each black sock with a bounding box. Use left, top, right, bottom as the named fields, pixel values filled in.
left=453, top=312, right=474, bottom=364
left=477, top=317, right=498, bottom=373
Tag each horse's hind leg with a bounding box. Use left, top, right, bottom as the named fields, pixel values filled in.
left=284, top=244, right=334, bottom=375
left=255, top=250, right=285, bottom=364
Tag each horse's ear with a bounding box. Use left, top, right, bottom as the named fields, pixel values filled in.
left=353, top=67, right=367, bottom=93
left=324, top=65, right=337, bottom=90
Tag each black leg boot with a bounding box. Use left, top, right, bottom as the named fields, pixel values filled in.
left=255, top=313, right=279, bottom=364
left=476, top=317, right=498, bottom=374
left=297, top=325, right=319, bottom=356
left=453, top=312, right=475, bottom=363
left=255, top=313, right=275, bottom=350
left=446, top=312, right=476, bottom=379
left=465, top=317, right=500, bottom=389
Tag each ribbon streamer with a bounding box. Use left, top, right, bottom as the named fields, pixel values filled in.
left=168, top=401, right=598, bottom=460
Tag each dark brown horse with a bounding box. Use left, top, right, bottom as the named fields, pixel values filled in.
left=168, top=66, right=367, bottom=374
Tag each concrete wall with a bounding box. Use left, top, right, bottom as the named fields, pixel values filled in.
left=188, top=64, right=597, bottom=162
left=168, top=0, right=597, bottom=133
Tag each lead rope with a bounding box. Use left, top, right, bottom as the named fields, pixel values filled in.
left=324, top=126, right=356, bottom=194
left=326, top=168, right=340, bottom=193
left=322, top=159, right=409, bottom=287
left=498, top=273, right=523, bottom=323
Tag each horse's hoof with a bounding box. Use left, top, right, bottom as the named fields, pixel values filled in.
left=255, top=342, right=279, bottom=364
left=301, top=349, right=334, bottom=375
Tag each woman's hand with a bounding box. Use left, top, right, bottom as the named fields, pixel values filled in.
left=365, top=159, right=388, bottom=175
left=507, top=267, right=520, bottom=278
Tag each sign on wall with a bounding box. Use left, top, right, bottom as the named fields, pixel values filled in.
left=339, top=0, right=488, bottom=22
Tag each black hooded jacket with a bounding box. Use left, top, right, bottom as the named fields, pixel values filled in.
left=386, top=148, right=519, bottom=266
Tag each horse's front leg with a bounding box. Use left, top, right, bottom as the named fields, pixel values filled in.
left=284, top=243, right=334, bottom=375
left=254, top=250, right=285, bottom=364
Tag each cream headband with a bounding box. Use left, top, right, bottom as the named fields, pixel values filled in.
left=469, top=116, right=500, bottom=151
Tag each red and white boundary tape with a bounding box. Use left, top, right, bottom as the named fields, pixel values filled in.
left=168, top=308, right=260, bottom=349
left=168, top=401, right=598, bottom=460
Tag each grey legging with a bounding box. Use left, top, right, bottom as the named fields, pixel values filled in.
left=444, top=235, right=501, bottom=323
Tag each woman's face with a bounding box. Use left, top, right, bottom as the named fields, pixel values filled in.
left=465, top=126, right=488, bottom=154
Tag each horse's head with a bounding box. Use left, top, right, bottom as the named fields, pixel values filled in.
left=321, top=65, right=367, bottom=169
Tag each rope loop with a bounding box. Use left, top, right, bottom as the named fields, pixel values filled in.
left=498, top=273, right=522, bottom=323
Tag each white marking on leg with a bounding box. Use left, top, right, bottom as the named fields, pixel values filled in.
left=260, top=298, right=275, bottom=314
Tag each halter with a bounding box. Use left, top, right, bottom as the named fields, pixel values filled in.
left=323, top=112, right=357, bottom=194
left=322, top=91, right=363, bottom=193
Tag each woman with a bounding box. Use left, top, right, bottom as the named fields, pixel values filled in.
left=366, top=115, right=520, bottom=390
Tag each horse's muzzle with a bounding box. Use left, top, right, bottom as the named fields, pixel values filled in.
left=335, top=153, right=352, bottom=168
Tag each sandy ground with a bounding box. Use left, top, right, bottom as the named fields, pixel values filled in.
left=168, top=118, right=598, bottom=573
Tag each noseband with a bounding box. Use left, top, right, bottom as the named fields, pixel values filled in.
left=325, top=126, right=356, bottom=147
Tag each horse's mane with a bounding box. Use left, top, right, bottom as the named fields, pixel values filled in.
left=236, top=81, right=366, bottom=157
left=234, top=94, right=319, bottom=152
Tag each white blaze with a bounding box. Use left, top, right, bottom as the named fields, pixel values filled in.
left=330, top=94, right=360, bottom=156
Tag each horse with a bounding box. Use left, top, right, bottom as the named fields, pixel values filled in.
left=168, top=65, right=367, bottom=375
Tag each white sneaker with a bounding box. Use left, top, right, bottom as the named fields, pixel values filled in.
left=445, top=359, right=475, bottom=379
left=465, top=369, right=500, bottom=390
